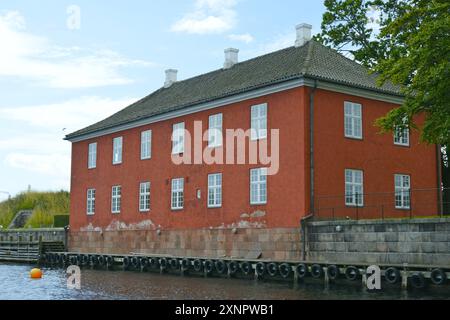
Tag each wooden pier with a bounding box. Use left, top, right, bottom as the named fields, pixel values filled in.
left=42, top=251, right=450, bottom=290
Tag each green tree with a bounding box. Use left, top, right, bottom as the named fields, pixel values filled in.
left=316, top=0, right=450, bottom=145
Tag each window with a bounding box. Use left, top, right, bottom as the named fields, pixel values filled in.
left=345, top=169, right=364, bottom=206
left=394, top=119, right=410, bottom=146
left=139, top=182, right=151, bottom=212
left=344, top=102, right=362, bottom=139
left=250, top=168, right=267, bottom=205
left=395, top=174, right=411, bottom=209
left=86, top=189, right=96, bottom=215
left=208, top=173, right=222, bottom=208
left=172, top=123, right=185, bottom=154
left=141, top=130, right=152, bottom=160
left=88, top=143, right=97, bottom=169
left=251, top=103, right=267, bottom=141
left=208, top=114, right=223, bottom=148
left=111, top=186, right=121, bottom=213
left=171, top=178, right=184, bottom=210
left=113, top=137, right=123, bottom=164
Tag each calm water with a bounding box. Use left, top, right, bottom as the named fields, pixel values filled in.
left=1, top=263, right=449, bottom=300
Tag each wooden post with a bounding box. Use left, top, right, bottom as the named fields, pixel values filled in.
left=362, top=273, right=367, bottom=290
left=324, top=267, right=329, bottom=288
left=293, top=268, right=299, bottom=290
left=401, top=271, right=408, bottom=290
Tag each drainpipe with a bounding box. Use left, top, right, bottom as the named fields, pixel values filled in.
left=310, top=80, right=318, bottom=216
left=436, top=145, right=444, bottom=216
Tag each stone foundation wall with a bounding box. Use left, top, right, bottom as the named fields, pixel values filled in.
left=68, top=228, right=302, bottom=261
left=305, top=218, right=450, bottom=265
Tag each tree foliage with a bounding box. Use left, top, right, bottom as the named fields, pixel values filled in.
left=316, top=0, right=450, bottom=145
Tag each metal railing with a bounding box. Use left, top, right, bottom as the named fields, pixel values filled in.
left=313, top=188, right=450, bottom=221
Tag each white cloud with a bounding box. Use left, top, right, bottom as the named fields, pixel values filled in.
left=0, top=96, right=138, bottom=188
left=260, top=32, right=296, bottom=53
left=0, top=11, right=154, bottom=88
left=228, top=33, right=254, bottom=44
left=5, top=153, right=70, bottom=178
left=171, top=0, right=238, bottom=34
left=0, top=96, right=138, bottom=132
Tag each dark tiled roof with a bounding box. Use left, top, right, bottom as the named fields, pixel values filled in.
left=66, top=40, right=402, bottom=140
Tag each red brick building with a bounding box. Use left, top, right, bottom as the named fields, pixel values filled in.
left=65, top=24, right=440, bottom=258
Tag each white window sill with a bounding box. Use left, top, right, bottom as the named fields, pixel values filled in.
left=394, top=143, right=410, bottom=147
left=345, top=135, right=363, bottom=140
left=250, top=202, right=267, bottom=206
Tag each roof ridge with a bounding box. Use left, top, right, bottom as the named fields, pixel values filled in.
left=301, top=40, right=315, bottom=75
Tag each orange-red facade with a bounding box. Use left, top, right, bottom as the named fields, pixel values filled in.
left=69, top=86, right=438, bottom=231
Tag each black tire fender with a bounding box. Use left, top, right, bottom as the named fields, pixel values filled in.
left=215, top=260, right=227, bottom=274
left=410, top=272, right=427, bottom=289
left=311, top=264, right=324, bottom=279
left=255, top=262, right=266, bottom=277
left=296, top=263, right=308, bottom=279
left=345, top=266, right=360, bottom=281
left=204, top=260, right=214, bottom=274
left=327, top=265, right=340, bottom=280
left=193, top=259, right=203, bottom=272
left=279, top=263, right=292, bottom=279
left=384, top=267, right=401, bottom=284
left=430, top=269, right=447, bottom=286
left=267, top=263, right=279, bottom=277
left=228, top=261, right=239, bottom=275
left=240, top=261, right=252, bottom=275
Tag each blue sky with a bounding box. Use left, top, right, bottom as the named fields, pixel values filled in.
left=0, top=0, right=326, bottom=200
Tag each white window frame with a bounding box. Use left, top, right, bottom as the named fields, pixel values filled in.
left=208, top=113, right=223, bottom=148
left=171, top=178, right=184, bottom=210
left=88, top=143, right=97, bottom=169
left=250, top=168, right=267, bottom=205
left=395, top=174, right=411, bottom=209
left=111, top=186, right=121, bottom=214
left=172, top=122, right=185, bottom=154
left=141, top=130, right=152, bottom=160
left=139, top=182, right=151, bottom=212
left=394, top=119, right=410, bottom=146
left=344, top=102, right=363, bottom=139
left=113, top=137, right=123, bottom=165
left=345, top=169, right=364, bottom=207
left=208, top=173, right=222, bottom=208
left=251, top=103, right=268, bottom=141
left=86, top=189, right=96, bottom=215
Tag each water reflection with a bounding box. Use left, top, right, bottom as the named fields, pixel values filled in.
left=0, top=264, right=448, bottom=300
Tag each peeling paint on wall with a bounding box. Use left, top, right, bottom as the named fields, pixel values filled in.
left=81, top=219, right=159, bottom=232
left=250, top=210, right=266, bottom=218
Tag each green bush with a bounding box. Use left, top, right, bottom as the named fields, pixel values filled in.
left=53, top=215, right=70, bottom=228
left=0, top=190, right=70, bottom=229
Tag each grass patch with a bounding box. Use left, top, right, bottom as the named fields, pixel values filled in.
left=0, top=190, right=70, bottom=229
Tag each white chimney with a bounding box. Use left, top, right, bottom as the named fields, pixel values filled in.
left=224, top=48, right=239, bottom=69
left=164, top=69, right=178, bottom=88
left=295, top=23, right=312, bottom=47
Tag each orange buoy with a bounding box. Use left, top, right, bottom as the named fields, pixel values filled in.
left=30, top=268, right=43, bottom=279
